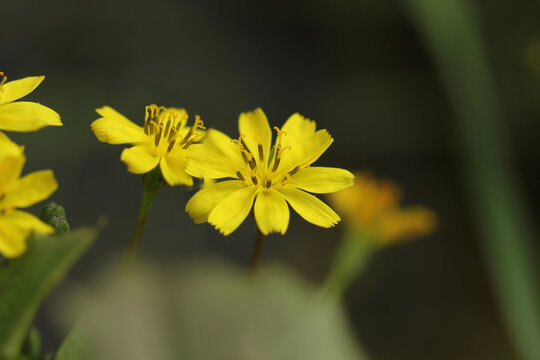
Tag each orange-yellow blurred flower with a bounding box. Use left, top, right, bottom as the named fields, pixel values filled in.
left=0, top=72, right=62, bottom=132
left=328, top=172, right=437, bottom=246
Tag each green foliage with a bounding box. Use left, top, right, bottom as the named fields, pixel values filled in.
left=55, top=261, right=367, bottom=360
left=0, top=227, right=100, bottom=360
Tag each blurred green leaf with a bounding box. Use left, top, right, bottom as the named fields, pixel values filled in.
left=0, top=227, right=100, bottom=360
left=57, top=261, right=368, bottom=360
left=54, top=320, right=87, bottom=360
left=405, top=0, right=540, bottom=359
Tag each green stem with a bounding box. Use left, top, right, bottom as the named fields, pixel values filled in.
left=322, top=229, right=375, bottom=300
left=125, top=167, right=164, bottom=263
left=406, top=1, right=540, bottom=359
left=249, top=227, right=266, bottom=275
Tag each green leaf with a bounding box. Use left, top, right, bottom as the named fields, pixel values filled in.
left=0, top=227, right=100, bottom=360
left=56, top=261, right=368, bottom=360
left=54, top=319, right=87, bottom=360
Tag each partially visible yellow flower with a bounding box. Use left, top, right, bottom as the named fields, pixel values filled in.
left=91, top=105, right=206, bottom=186
left=185, top=108, right=354, bottom=235
left=0, top=133, right=58, bottom=258
left=0, top=72, right=62, bottom=132
left=327, top=172, right=437, bottom=246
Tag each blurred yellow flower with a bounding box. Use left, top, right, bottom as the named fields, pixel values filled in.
left=0, top=72, right=62, bottom=132
left=0, top=133, right=58, bottom=258
left=91, top=105, right=205, bottom=186
left=186, top=108, right=354, bottom=235
left=328, top=172, right=437, bottom=246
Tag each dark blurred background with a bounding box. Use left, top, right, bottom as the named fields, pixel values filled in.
left=2, top=0, right=540, bottom=359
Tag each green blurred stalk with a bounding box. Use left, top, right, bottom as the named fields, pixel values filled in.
left=405, top=1, right=540, bottom=358
left=322, top=229, right=375, bottom=300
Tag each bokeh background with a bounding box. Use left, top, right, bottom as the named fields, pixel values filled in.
left=2, top=0, right=540, bottom=359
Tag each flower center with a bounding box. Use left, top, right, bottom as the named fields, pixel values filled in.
left=232, top=126, right=294, bottom=189
left=143, top=104, right=205, bottom=155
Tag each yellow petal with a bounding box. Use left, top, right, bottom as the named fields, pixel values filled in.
left=185, top=144, right=238, bottom=179
left=278, top=185, right=340, bottom=228
left=290, top=167, right=354, bottom=193
left=377, top=207, right=438, bottom=246
left=254, top=188, right=289, bottom=235
left=276, top=129, right=333, bottom=176
left=201, top=129, right=244, bottom=166
left=120, top=145, right=160, bottom=174
left=0, top=102, right=62, bottom=131
left=0, top=210, right=54, bottom=258
left=208, top=186, right=257, bottom=235
left=186, top=180, right=246, bottom=224
left=281, top=113, right=316, bottom=150
left=0, top=216, right=28, bottom=258
left=0, top=135, right=25, bottom=193
left=160, top=148, right=193, bottom=186
left=238, top=108, right=272, bottom=166
left=0, top=76, right=44, bottom=105
left=0, top=170, right=58, bottom=210
left=92, top=106, right=148, bottom=144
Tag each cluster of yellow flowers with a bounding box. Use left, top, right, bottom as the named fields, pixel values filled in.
left=0, top=73, right=62, bottom=258
left=0, top=72, right=437, bottom=259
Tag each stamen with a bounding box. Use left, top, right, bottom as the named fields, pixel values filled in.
left=0, top=72, right=6, bottom=87
left=271, top=149, right=281, bottom=172
left=154, top=125, right=162, bottom=147
left=254, top=135, right=264, bottom=162
left=265, top=179, right=272, bottom=188
left=167, top=138, right=176, bottom=153
left=251, top=175, right=258, bottom=185
left=235, top=171, right=245, bottom=181
left=181, top=115, right=206, bottom=147
left=289, top=165, right=300, bottom=176
left=182, top=138, right=194, bottom=149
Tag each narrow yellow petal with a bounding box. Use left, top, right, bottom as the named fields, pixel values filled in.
left=120, top=145, right=160, bottom=174
left=160, top=148, right=193, bottom=186
left=0, top=102, right=62, bottom=131
left=208, top=186, right=257, bottom=235
left=0, top=76, right=44, bottom=105
left=185, top=144, right=238, bottom=179
left=92, top=106, right=148, bottom=144
left=0, top=210, right=54, bottom=258
left=238, top=108, right=272, bottom=166
left=289, top=167, right=355, bottom=193
left=281, top=113, right=316, bottom=150
left=0, top=135, right=25, bottom=193
left=377, top=207, right=438, bottom=245
left=254, top=188, right=289, bottom=235
left=0, top=170, right=58, bottom=210
left=278, top=185, right=340, bottom=228
left=186, top=180, right=246, bottom=224
left=276, top=129, right=333, bottom=176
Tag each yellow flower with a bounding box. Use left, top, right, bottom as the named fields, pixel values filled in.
left=185, top=108, right=354, bottom=235
left=91, top=105, right=206, bottom=186
left=0, top=72, right=62, bottom=131
left=0, top=133, right=58, bottom=258
left=327, top=172, right=437, bottom=246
